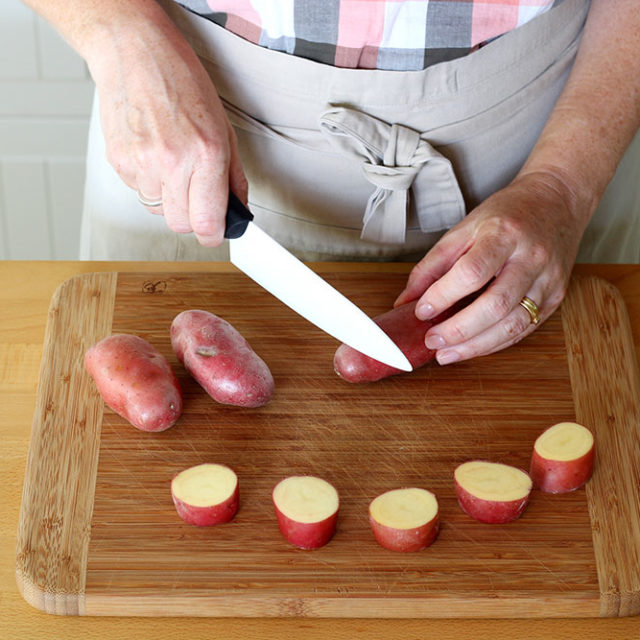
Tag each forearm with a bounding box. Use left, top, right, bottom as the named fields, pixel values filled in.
left=518, top=0, right=640, bottom=226
left=20, top=0, right=191, bottom=79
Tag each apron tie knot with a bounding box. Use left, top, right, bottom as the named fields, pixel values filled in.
left=320, top=106, right=465, bottom=244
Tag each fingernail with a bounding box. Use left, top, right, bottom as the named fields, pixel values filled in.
left=416, top=302, right=435, bottom=320
left=393, top=291, right=407, bottom=307
left=425, top=334, right=446, bottom=349
left=437, top=350, right=460, bottom=365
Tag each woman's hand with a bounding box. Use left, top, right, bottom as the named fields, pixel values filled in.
left=86, top=2, right=247, bottom=246
left=394, top=171, right=588, bottom=365
left=392, top=0, right=640, bottom=366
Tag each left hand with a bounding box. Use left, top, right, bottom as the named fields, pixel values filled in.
left=394, top=171, right=588, bottom=365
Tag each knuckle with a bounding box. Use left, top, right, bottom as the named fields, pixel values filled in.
left=166, top=220, right=192, bottom=234
left=165, top=212, right=192, bottom=233
left=446, top=342, right=479, bottom=362
left=482, top=213, right=520, bottom=240
left=198, top=137, right=225, bottom=163
left=485, top=291, right=512, bottom=319
left=447, top=322, right=470, bottom=344
left=164, top=206, right=192, bottom=233
left=500, top=215, right=524, bottom=237
left=158, top=145, right=183, bottom=173
left=192, top=137, right=229, bottom=175
left=190, top=212, right=222, bottom=238
left=133, top=144, right=156, bottom=170
left=457, top=255, right=490, bottom=289
left=504, top=312, right=530, bottom=338
left=529, top=242, right=551, bottom=268
left=196, top=233, right=223, bottom=248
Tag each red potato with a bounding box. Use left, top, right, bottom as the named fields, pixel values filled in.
left=369, top=488, right=439, bottom=552
left=170, top=309, right=274, bottom=408
left=171, top=463, right=239, bottom=526
left=272, top=476, right=339, bottom=549
left=333, top=301, right=452, bottom=383
left=530, top=422, right=595, bottom=493
left=454, top=461, right=532, bottom=524
left=85, top=333, right=182, bottom=432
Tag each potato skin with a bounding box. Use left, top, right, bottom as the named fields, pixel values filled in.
left=273, top=507, right=338, bottom=550
left=454, top=482, right=531, bottom=524
left=85, top=333, right=183, bottom=432
left=333, top=301, right=451, bottom=383
left=530, top=446, right=595, bottom=494
left=369, top=514, right=439, bottom=552
left=170, top=310, right=274, bottom=407
left=172, top=484, right=239, bottom=527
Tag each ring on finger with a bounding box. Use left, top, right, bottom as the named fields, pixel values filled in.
left=137, top=190, right=163, bottom=208
left=519, top=296, right=540, bottom=325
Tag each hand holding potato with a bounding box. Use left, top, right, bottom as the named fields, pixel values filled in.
left=395, top=171, right=591, bottom=365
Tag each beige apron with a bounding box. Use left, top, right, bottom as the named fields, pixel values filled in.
left=80, top=0, right=636, bottom=263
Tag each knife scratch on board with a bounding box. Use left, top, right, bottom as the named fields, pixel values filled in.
left=501, top=530, right=573, bottom=592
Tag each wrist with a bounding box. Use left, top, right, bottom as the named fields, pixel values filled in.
left=516, top=162, right=598, bottom=231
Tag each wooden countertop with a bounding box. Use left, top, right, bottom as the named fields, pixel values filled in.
left=2, top=260, right=640, bottom=640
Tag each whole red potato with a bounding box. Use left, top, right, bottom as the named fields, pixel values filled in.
left=85, top=333, right=183, bottom=432
left=171, top=310, right=274, bottom=408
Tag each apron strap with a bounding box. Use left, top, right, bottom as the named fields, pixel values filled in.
left=320, top=106, right=466, bottom=244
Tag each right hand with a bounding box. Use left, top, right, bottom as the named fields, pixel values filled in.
left=86, top=5, right=247, bottom=246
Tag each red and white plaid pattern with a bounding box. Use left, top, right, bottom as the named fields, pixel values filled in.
left=178, top=0, right=556, bottom=70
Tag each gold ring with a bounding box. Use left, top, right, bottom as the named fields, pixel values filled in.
left=137, top=191, right=163, bottom=208
left=519, top=296, right=540, bottom=325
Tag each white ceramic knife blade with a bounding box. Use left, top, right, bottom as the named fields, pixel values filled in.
left=225, top=194, right=412, bottom=372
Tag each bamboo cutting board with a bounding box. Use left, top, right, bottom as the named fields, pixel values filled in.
left=15, top=270, right=640, bottom=618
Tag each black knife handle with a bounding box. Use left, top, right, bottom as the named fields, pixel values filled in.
left=224, top=191, right=254, bottom=239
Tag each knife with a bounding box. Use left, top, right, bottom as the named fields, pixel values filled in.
left=224, top=192, right=412, bottom=372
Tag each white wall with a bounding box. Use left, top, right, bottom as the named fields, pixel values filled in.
left=0, top=1, right=94, bottom=259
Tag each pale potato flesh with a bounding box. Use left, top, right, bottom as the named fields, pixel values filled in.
left=171, top=463, right=238, bottom=507
left=534, top=422, right=594, bottom=461
left=369, top=488, right=438, bottom=529
left=272, top=476, right=339, bottom=523
left=454, top=461, right=532, bottom=502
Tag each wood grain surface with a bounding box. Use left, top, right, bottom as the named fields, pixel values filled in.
left=14, top=270, right=640, bottom=619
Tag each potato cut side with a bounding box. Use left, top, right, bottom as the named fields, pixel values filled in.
left=171, top=463, right=238, bottom=507
left=370, top=488, right=438, bottom=529
left=272, top=476, right=339, bottom=523
left=454, top=461, right=532, bottom=501
left=534, top=422, right=594, bottom=461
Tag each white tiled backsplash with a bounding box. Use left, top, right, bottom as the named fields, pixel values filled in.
left=0, top=1, right=94, bottom=259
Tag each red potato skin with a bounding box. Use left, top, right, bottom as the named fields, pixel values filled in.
left=530, top=446, right=595, bottom=494
left=84, top=333, right=182, bottom=432
left=170, top=310, right=274, bottom=408
left=273, top=507, right=338, bottom=550
left=172, top=484, right=239, bottom=527
left=454, top=482, right=531, bottom=524
left=369, top=514, right=439, bottom=552
left=333, top=301, right=453, bottom=383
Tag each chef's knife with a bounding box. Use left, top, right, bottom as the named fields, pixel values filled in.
left=224, top=192, right=412, bottom=372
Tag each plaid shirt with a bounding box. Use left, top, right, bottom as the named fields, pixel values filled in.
left=177, top=1, right=556, bottom=70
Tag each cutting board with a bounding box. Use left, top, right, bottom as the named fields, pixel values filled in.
left=15, top=270, right=640, bottom=618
